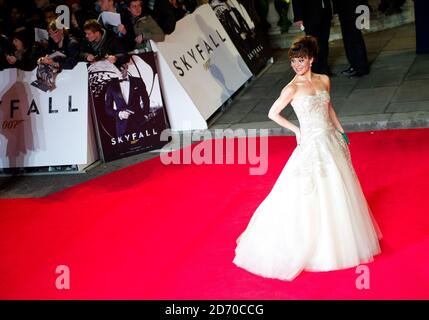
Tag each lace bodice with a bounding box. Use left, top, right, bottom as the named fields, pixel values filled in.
left=291, top=90, right=334, bottom=139
left=289, top=90, right=354, bottom=193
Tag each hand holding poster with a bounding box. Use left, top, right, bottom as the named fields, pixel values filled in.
left=100, top=11, right=122, bottom=27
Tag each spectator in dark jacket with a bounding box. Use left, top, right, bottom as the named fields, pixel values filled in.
left=37, top=19, right=81, bottom=70
left=142, top=0, right=176, bottom=34
left=80, top=19, right=129, bottom=67
left=121, top=0, right=165, bottom=51
left=5, top=27, right=42, bottom=71
left=70, top=7, right=87, bottom=40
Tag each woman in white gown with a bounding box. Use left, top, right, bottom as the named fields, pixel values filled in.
left=233, top=36, right=382, bottom=281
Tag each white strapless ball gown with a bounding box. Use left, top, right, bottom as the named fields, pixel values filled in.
left=233, top=90, right=382, bottom=281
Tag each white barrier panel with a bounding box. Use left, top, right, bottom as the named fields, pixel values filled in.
left=152, top=4, right=252, bottom=131
left=209, top=0, right=272, bottom=75
left=0, top=63, right=91, bottom=168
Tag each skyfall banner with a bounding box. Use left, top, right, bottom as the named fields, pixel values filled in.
left=210, top=0, right=272, bottom=75
left=88, top=53, right=170, bottom=162
left=0, top=64, right=89, bottom=168
left=153, top=4, right=252, bottom=121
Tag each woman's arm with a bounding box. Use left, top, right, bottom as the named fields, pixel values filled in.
left=268, top=85, right=301, bottom=142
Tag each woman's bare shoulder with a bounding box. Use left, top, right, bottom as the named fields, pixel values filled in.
left=313, top=73, right=330, bottom=87
left=280, top=82, right=298, bottom=96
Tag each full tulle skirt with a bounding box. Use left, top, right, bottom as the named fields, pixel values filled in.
left=233, top=129, right=382, bottom=281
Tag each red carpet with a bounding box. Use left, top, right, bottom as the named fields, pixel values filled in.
left=0, top=128, right=429, bottom=299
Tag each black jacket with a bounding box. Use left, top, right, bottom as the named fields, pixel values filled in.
left=11, top=45, right=44, bottom=71
left=143, top=0, right=176, bottom=35
left=120, top=11, right=140, bottom=52
left=47, top=34, right=81, bottom=70
left=292, top=0, right=333, bottom=24
left=105, top=76, right=151, bottom=137
left=332, top=0, right=369, bottom=21
left=81, top=29, right=129, bottom=67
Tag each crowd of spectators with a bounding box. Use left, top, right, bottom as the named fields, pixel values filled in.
left=0, top=0, right=199, bottom=73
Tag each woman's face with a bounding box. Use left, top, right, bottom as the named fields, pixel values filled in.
left=290, top=56, right=313, bottom=76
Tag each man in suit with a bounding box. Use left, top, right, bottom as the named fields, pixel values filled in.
left=104, top=73, right=151, bottom=138
left=333, top=0, right=370, bottom=77
left=291, top=0, right=333, bottom=75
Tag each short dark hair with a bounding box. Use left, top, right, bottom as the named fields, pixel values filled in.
left=83, top=19, right=103, bottom=33
left=288, top=35, right=319, bottom=60
left=13, top=27, right=34, bottom=49
left=126, top=0, right=141, bottom=7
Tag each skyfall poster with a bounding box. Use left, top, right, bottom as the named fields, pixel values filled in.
left=88, top=53, right=170, bottom=162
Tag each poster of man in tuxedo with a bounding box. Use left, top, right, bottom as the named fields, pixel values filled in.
left=88, top=53, right=170, bottom=162
left=209, top=0, right=272, bottom=75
